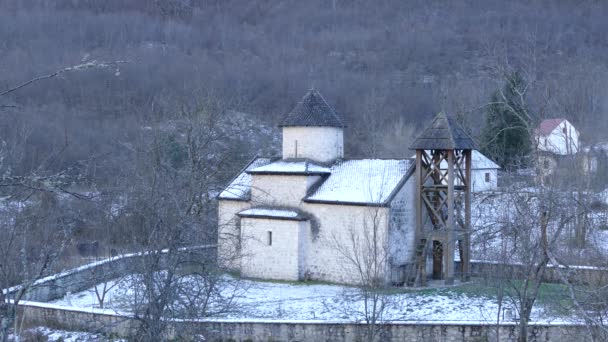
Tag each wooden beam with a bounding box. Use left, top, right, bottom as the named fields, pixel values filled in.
left=444, top=149, right=455, bottom=285
left=462, top=149, right=472, bottom=281
left=414, top=149, right=426, bottom=286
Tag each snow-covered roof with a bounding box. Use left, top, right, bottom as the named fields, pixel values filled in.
left=410, top=150, right=500, bottom=170
left=218, top=158, right=273, bottom=201
left=238, top=207, right=306, bottom=221
left=247, top=160, right=331, bottom=175
left=471, top=151, right=500, bottom=169
left=219, top=158, right=413, bottom=206
left=305, top=159, right=413, bottom=206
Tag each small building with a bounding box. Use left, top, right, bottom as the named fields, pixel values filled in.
left=411, top=150, right=500, bottom=192
left=581, top=142, right=608, bottom=189
left=535, top=118, right=580, bottom=155
left=469, top=151, right=500, bottom=191
left=217, top=90, right=417, bottom=285
left=534, top=118, right=580, bottom=182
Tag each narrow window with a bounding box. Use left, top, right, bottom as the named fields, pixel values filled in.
left=267, top=231, right=272, bottom=246
left=563, top=126, right=567, bottom=134
left=485, top=172, right=491, bottom=182
left=294, top=140, right=298, bottom=158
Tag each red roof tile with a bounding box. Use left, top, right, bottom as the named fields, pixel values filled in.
left=537, top=118, right=565, bottom=136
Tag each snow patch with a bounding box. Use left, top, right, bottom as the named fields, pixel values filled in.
left=239, top=208, right=301, bottom=219
left=306, top=159, right=411, bottom=204
left=248, top=160, right=331, bottom=174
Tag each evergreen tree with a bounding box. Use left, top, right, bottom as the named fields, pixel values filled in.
left=481, top=72, right=532, bottom=170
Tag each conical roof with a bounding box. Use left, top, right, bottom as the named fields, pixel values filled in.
left=410, top=112, right=477, bottom=150
left=279, top=89, right=345, bottom=128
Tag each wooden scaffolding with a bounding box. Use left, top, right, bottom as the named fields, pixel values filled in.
left=410, top=112, right=477, bottom=286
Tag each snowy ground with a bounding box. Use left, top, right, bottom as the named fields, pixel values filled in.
left=9, top=326, right=125, bottom=342
left=50, top=274, right=564, bottom=323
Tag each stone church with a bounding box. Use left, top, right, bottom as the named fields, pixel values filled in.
left=217, top=89, right=417, bottom=285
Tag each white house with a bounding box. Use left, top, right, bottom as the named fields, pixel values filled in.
left=469, top=151, right=500, bottom=192
left=535, top=118, right=580, bottom=155
left=411, top=150, right=500, bottom=192
left=217, top=90, right=417, bottom=285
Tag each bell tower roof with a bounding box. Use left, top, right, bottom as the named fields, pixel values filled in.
left=279, top=89, right=345, bottom=128
left=410, top=112, right=477, bottom=150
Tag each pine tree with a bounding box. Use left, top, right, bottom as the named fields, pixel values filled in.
left=481, top=72, right=532, bottom=170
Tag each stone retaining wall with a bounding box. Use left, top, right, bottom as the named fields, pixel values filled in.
left=463, top=260, right=608, bottom=287
left=7, top=247, right=606, bottom=341
left=17, top=301, right=590, bottom=342
left=6, top=245, right=216, bottom=302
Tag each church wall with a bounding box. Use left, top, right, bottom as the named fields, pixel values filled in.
left=388, top=176, right=416, bottom=274
left=240, top=218, right=309, bottom=281
left=282, top=127, right=343, bottom=162
left=301, top=202, right=391, bottom=284
left=251, top=174, right=320, bottom=208
left=217, top=200, right=251, bottom=270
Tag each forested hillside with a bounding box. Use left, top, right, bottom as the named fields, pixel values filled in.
left=2, top=0, right=608, bottom=181
left=3, top=2, right=608, bottom=340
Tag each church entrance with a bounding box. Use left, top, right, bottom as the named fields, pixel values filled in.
left=432, top=240, right=443, bottom=280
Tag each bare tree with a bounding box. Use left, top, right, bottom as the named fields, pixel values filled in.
left=330, top=205, right=393, bottom=342
left=109, top=95, right=246, bottom=341
left=0, top=62, right=122, bottom=342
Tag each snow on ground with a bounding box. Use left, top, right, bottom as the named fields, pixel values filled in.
left=50, top=274, right=560, bottom=323
left=9, top=326, right=125, bottom=342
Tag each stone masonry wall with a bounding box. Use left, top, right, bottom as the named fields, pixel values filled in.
left=301, top=202, right=391, bottom=284
left=217, top=200, right=251, bottom=270
left=388, top=175, right=417, bottom=269
left=251, top=174, right=320, bottom=208
left=240, top=217, right=309, bottom=281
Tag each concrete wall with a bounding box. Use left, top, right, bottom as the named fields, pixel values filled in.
left=282, top=126, right=344, bottom=162
left=251, top=174, right=320, bottom=208
left=301, top=202, right=391, bottom=284
left=217, top=200, right=251, bottom=270
left=16, top=303, right=592, bottom=342
left=240, top=217, right=309, bottom=281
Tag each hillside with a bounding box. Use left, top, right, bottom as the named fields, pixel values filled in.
left=2, top=0, right=608, bottom=178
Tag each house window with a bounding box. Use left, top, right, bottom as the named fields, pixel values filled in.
left=563, top=126, right=567, bottom=134
left=485, top=172, right=491, bottom=182
left=267, top=231, right=272, bottom=246
left=543, top=159, right=550, bottom=168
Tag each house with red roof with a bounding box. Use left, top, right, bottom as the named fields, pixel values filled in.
left=535, top=118, right=579, bottom=155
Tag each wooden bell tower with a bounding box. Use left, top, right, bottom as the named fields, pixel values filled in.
left=410, top=113, right=476, bottom=286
